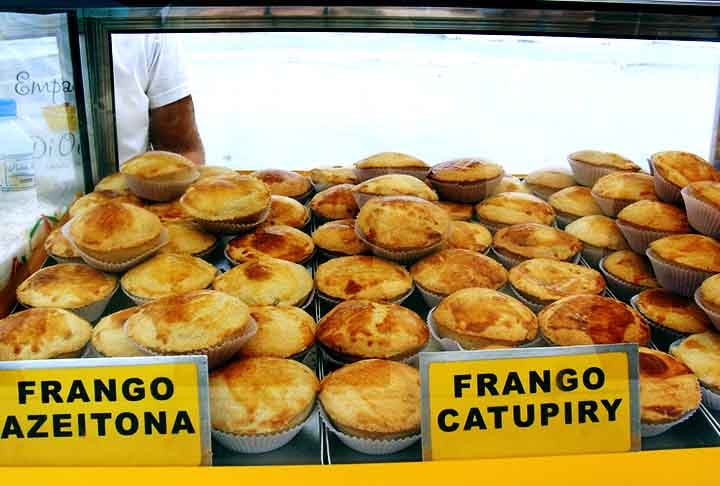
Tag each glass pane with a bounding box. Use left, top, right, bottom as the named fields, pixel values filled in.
left=111, top=31, right=720, bottom=172
left=0, top=12, right=85, bottom=305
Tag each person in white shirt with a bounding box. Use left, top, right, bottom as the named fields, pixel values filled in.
left=112, top=33, right=205, bottom=165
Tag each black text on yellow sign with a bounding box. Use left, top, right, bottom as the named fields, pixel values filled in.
left=420, top=345, right=640, bottom=461
left=0, top=356, right=211, bottom=466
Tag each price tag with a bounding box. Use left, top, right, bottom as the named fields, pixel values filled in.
left=420, top=344, right=640, bottom=461
left=0, top=356, right=211, bottom=466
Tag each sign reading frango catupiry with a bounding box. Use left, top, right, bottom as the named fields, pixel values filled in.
left=420, top=344, right=640, bottom=460
left=0, top=356, right=211, bottom=466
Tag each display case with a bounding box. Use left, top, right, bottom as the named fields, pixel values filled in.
left=2, top=1, right=720, bottom=474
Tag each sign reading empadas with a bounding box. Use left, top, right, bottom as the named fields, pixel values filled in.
left=420, top=344, right=640, bottom=461
left=0, top=356, right=211, bottom=466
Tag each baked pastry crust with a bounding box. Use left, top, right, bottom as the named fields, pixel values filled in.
left=94, top=172, right=129, bottom=193
left=125, top=289, right=250, bottom=353
left=0, top=308, right=91, bottom=360
left=446, top=221, right=492, bottom=252
left=311, top=167, right=357, bottom=186
left=69, top=201, right=163, bottom=260
left=592, top=172, right=657, bottom=201
left=635, top=288, right=710, bottom=334
left=196, top=165, right=235, bottom=180
left=357, top=196, right=450, bottom=251
left=45, top=227, right=78, bottom=259
left=210, top=357, right=319, bottom=435
left=69, top=190, right=142, bottom=218
left=428, top=158, right=503, bottom=183
left=639, top=347, right=701, bottom=424
left=433, top=288, right=537, bottom=348
left=475, top=192, right=555, bottom=226
left=509, top=258, right=605, bottom=303
left=145, top=200, right=193, bottom=222
left=121, top=253, right=217, bottom=300
left=268, top=195, right=310, bottom=228
left=525, top=169, right=576, bottom=190
left=180, top=174, right=271, bottom=221
left=319, top=359, right=420, bottom=438
left=353, top=174, right=438, bottom=200
left=251, top=169, right=311, bottom=198
left=312, top=219, right=369, bottom=256
left=493, top=223, right=583, bottom=261
left=92, top=307, right=144, bottom=357
left=316, top=256, right=412, bottom=302
left=239, top=305, right=316, bottom=358
left=651, top=151, right=719, bottom=188
left=317, top=300, right=428, bottom=359
left=616, top=200, right=689, bottom=233
left=603, top=250, right=658, bottom=288
left=17, top=263, right=116, bottom=309
left=649, top=234, right=720, bottom=273
left=213, top=255, right=313, bottom=306
left=565, top=215, right=628, bottom=250
left=159, top=222, right=216, bottom=256
left=227, top=224, right=314, bottom=263
left=120, top=151, right=197, bottom=181
left=548, top=186, right=601, bottom=217
left=670, top=332, right=720, bottom=392
left=699, top=274, right=720, bottom=310
left=538, top=294, right=649, bottom=345
left=493, top=175, right=531, bottom=194
left=688, top=181, right=720, bottom=209
left=355, top=152, right=428, bottom=169
left=310, top=184, right=359, bottom=220
left=434, top=201, right=473, bottom=220
left=569, top=150, right=640, bottom=171
left=410, top=249, right=507, bottom=295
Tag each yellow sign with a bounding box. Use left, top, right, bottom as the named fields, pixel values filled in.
left=420, top=345, right=640, bottom=461
left=0, top=357, right=210, bottom=466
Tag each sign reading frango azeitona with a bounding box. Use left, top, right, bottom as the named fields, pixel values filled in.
left=420, top=344, right=640, bottom=461
left=0, top=356, right=211, bottom=466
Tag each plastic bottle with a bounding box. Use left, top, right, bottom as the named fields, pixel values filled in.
left=0, top=98, right=36, bottom=206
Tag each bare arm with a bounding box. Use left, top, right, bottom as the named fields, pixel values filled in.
left=149, top=94, right=205, bottom=165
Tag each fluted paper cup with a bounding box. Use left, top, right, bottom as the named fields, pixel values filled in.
left=430, top=172, right=504, bottom=203
left=125, top=172, right=198, bottom=202
left=353, top=167, right=429, bottom=183
left=616, top=220, right=676, bottom=254
left=693, top=288, right=720, bottom=332
left=355, top=225, right=445, bottom=264
left=592, top=192, right=634, bottom=218
left=649, top=160, right=683, bottom=204
left=681, top=186, right=720, bottom=238
left=646, top=249, right=713, bottom=297
left=641, top=408, right=696, bottom=438
left=599, top=256, right=651, bottom=302
left=568, top=158, right=616, bottom=187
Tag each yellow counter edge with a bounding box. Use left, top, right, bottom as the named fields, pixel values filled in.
left=5, top=448, right=720, bottom=486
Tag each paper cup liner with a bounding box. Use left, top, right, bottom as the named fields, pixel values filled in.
left=681, top=186, right=720, bottom=238
left=646, top=249, right=712, bottom=297
left=124, top=172, right=198, bottom=202
left=213, top=404, right=317, bottom=454
left=416, top=284, right=446, bottom=308
left=317, top=284, right=414, bottom=307
left=509, top=285, right=547, bottom=313
left=592, top=192, right=635, bottom=218
left=693, top=288, right=720, bottom=332
left=567, top=158, right=617, bottom=187
left=629, top=294, right=689, bottom=343
left=528, top=186, right=557, bottom=201
left=491, top=247, right=580, bottom=270
left=48, top=254, right=84, bottom=265
left=353, top=167, right=429, bottom=183
left=580, top=244, right=612, bottom=269
left=426, top=307, right=543, bottom=351
left=649, top=161, right=683, bottom=205
left=616, top=219, right=678, bottom=254
left=62, top=222, right=169, bottom=273
left=599, top=257, right=651, bottom=302
left=355, top=225, right=445, bottom=264
left=429, top=173, right=504, bottom=203
left=126, top=317, right=258, bottom=369
left=319, top=337, right=429, bottom=367
left=318, top=404, right=420, bottom=455
left=196, top=205, right=270, bottom=235
left=554, top=211, right=579, bottom=229
left=641, top=408, right=697, bottom=438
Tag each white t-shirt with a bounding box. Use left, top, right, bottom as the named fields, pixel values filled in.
left=112, top=34, right=191, bottom=164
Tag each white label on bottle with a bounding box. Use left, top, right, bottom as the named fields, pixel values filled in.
left=1, top=153, right=35, bottom=192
